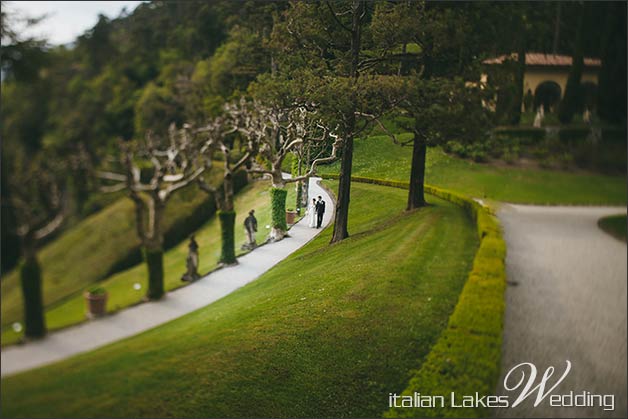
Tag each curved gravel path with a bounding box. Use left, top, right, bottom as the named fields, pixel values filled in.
left=495, top=204, right=627, bottom=418
left=1, top=177, right=334, bottom=377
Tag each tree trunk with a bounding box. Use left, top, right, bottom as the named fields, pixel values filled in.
left=296, top=154, right=303, bottom=212
left=552, top=2, right=562, bottom=54
left=218, top=210, right=237, bottom=264
left=144, top=243, right=164, bottom=300
left=597, top=3, right=627, bottom=123
left=20, top=239, right=46, bottom=338
left=558, top=3, right=585, bottom=124
left=407, top=133, right=427, bottom=210
left=331, top=132, right=354, bottom=243
left=219, top=172, right=238, bottom=263
left=270, top=187, right=288, bottom=241
left=145, top=198, right=165, bottom=300
left=296, top=181, right=303, bottom=213
left=222, top=172, right=235, bottom=212
left=510, top=37, right=526, bottom=125
left=330, top=0, right=363, bottom=244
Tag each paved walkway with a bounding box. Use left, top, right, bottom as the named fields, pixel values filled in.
left=495, top=204, right=627, bottom=418
left=1, top=177, right=334, bottom=377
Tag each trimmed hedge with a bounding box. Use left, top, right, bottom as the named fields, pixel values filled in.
left=558, top=127, right=590, bottom=145
left=492, top=126, right=546, bottom=143
left=323, top=174, right=507, bottom=418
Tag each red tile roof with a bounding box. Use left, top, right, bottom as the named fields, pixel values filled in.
left=483, top=52, right=601, bottom=67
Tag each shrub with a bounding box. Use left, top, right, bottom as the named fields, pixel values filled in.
left=468, top=143, right=488, bottom=163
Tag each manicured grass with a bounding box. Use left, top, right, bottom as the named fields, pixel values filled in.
left=1, top=181, right=478, bottom=418
left=1, top=168, right=224, bottom=335
left=598, top=214, right=627, bottom=242
left=1, top=180, right=296, bottom=346
left=316, top=134, right=627, bottom=205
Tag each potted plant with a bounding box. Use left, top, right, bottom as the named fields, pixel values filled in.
left=285, top=208, right=297, bottom=225
left=85, top=286, right=108, bottom=318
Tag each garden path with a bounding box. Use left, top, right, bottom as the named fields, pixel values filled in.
left=1, top=177, right=334, bottom=377
left=496, top=204, right=627, bottom=418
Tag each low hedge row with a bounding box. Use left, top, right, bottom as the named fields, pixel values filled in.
left=493, top=125, right=627, bottom=146
left=492, top=126, right=546, bottom=143
left=323, top=174, right=507, bottom=418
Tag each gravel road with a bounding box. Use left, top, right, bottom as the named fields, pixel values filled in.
left=494, top=204, right=627, bottom=418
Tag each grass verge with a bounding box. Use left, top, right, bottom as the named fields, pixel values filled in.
left=1, top=181, right=477, bottom=418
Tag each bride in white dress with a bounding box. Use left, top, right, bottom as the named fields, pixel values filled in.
left=308, top=198, right=317, bottom=228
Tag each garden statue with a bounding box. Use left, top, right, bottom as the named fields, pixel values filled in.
left=533, top=106, right=544, bottom=128
left=243, top=209, right=258, bottom=250
left=181, top=235, right=200, bottom=282
left=583, top=107, right=591, bottom=124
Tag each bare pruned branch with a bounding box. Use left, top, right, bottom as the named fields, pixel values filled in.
left=325, top=1, right=352, bottom=33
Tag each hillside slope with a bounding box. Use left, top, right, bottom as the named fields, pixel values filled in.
left=1, top=181, right=477, bottom=418
left=1, top=169, right=227, bottom=335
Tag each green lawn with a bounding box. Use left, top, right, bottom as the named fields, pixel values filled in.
left=1, top=180, right=296, bottom=346
left=1, top=181, right=478, bottom=418
left=598, top=214, right=627, bottom=242
left=1, top=169, right=224, bottom=335
left=317, top=134, right=627, bottom=205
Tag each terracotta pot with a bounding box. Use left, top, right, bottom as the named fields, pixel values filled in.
left=286, top=210, right=297, bottom=225
left=85, top=291, right=108, bottom=318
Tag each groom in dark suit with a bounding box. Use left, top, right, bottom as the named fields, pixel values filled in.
left=315, top=196, right=325, bottom=228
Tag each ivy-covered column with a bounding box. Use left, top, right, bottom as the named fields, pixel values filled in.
left=218, top=210, right=237, bottom=264
left=270, top=187, right=288, bottom=241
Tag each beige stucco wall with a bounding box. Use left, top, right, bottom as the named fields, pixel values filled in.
left=523, top=67, right=599, bottom=97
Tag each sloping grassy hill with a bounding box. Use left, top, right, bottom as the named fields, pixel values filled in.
left=1, top=181, right=478, bottom=418
left=317, top=134, right=627, bottom=205
left=1, top=168, right=225, bottom=333
left=1, top=180, right=296, bottom=345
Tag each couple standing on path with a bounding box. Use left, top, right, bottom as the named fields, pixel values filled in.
left=308, top=196, right=326, bottom=229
